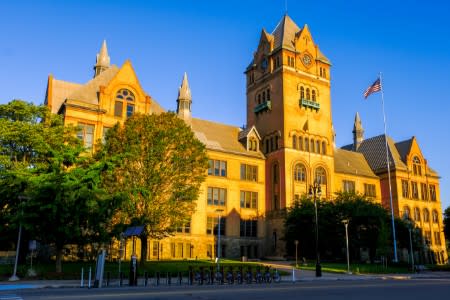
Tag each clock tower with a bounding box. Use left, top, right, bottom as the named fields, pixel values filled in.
left=245, top=15, right=334, bottom=253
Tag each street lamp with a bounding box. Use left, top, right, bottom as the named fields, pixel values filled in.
left=215, top=208, right=224, bottom=272
left=294, top=240, right=299, bottom=268
left=9, top=195, right=27, bottom=282
left=308, top=181, right=322, bottom=277
left=342, top=219, right=351, bottom=274
left=403, top=215, right=415, bottom=272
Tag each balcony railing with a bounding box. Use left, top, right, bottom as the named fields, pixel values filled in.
left=254, top=100, right=272, bottom=113
left=300, top=99, right=320, bottom=111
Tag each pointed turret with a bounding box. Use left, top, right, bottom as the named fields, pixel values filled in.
left=94, top=40, right=111, bottom=77
left=353, top=112, right=364, bottom=151
left=177, top=72, right=192, bottom=125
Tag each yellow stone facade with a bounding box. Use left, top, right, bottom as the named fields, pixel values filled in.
left=44, top=15, right=447, bottom=264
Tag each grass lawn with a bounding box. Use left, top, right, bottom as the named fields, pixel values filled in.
left=0, top=259, right=265, bottom=281
left=295, top=262, right=410, bottom=274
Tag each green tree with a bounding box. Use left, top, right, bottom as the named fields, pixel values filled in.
left=97, top=112, right=208, bottom=263
left=0, top=100, right=116, bottom=272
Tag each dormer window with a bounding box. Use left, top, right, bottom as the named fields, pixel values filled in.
left=412, top=156, right=422, bottom=176
left=114, top=88, right=135, bottom=118
left=248, top=137, right=258, bottom=152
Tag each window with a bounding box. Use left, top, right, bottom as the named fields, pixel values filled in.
left=207, top=244, right=213, bottom=258
left=432, top=210, right=439, bottom=223
left=421, top=183, right=428, bottom=200
left=342, top=180, right=355, bottom=193
left=176, top=220, right=191, bottom=234
left=403, top=206, right=411, bottom=220
left=299, top=136, right=304, bottom=151
left=294, top=164, right=306, bottom=182
left=321, top=141, right=326, bottom=155
left=412, top=156, right=422, bottom=176
left=152, top=241, right=159, bottom=258
left=304, top=137, right=309, bottom=152
left=401, top=180, right=409, bottom=198
left=315, top=167, right=327, bottom=184
left=248, top=138, right=258, bottom=151
left=320, top=67, right=323, bottom=77
left=423, top=208, right=430, bottom=223
left=429, top=185, right=437, bottom=201
left=414, top=207, right=421, bottom=221
left=267, top=89, right=271, bottom=101
left=240, top=219, right=257, bottom=237
left=170, top=243, right=176, bottom=258
left=292, top=135, right=297, bottom=149
left=425, top=231, right=432, bottom=245
left=114, top=88, right=135, bottom=118
left=102, top=126, right=111, bottom=144
left=273, top=164, right=279, bottom=184
left=206, top=216, right=225, bottom=236
left=434, top=232, right=441, bottom=246
left=323, top=68, right=327, bottom=78
left=312, top=90, right=316, bottom=101
left=240, top=164, right=258, bottom=181
left=287, top=56, right=295, bottom=67
left=207, top=187, right=226, bottom=206
left=265, top=139, right=269, bottom=153
left=208, top=159, right=227, bottom=177
left=186, top=243, right=192, bottom=258
left=77, top=123, right=95, bottom=150
left=306, top=88, right=310, bottom=100
left=177, top=243, right=183, bottom=258
left=316, top=140, right=320, bottom=154
left=240, top=191, right=258, bottom=209
left=411, top=182, right=419, bottom=199
left=310, top=139, right=314, bottom=153
left=364, top=183, right=376, bottom=197
left=300, top=87, right=305, bottom=99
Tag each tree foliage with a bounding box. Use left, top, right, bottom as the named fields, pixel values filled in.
left=97, top=112, right=208, bottom=262
left=444, top=206, right=450, bottom=247
left=0, top=100, right=116, bottom=272
left=284, top=192, right=417, bottom=263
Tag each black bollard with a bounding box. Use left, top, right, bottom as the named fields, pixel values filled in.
left=119, top=271, right=123, bottom=287
left=106, top=271, right=110, bottom=287
left=156, top=272, right=160, bottom=286
left=144, top=271, right=148, bottom=286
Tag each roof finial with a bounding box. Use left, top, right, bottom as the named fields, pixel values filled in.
left=94, top=40, right=110, bottom=77
left=177, top=72, right=192, bottom=125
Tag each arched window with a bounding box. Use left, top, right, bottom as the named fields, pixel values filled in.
left=413, top=156, right=422, bottom=176
left=257, top=94, right=261, bottom=104
left=321, top=141, right=326, bottom=155
left=403, top=206, right=411, bottom=219
left=310, top=139, right=315, bottom=153
left=414, top=207, right=421, bottom=221
left=304, top=137, right=309, bottom=152
left=423, top=208, right=430, bottom=223
left=294, top=164, right=306, bottom=182
left=270, top=137, right=274, bottom=152
left=316, top=140, right=320, bottom=154
left=432, top=210, right=439, bottom=223
left=275, top=136, right=279, bottom=150
left=273, top=164, right=279, bottom=184
left=299, top=136, right=303, bottom=151
left=315, top=167, right=327, bottom=185
left=262, top=91, right=266, bottom=101
left=292, top=135, right=297, bottom=149
left=306, top=88, right=310, bottom=100
left=312, top=90, right=316, bottom=102
left=267, top=89, right=271, bottom=101
left=300, top=87, right=305, bottom=100
left=114, top=88, right=135, bottom=117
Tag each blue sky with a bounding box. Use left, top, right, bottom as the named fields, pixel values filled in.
left=1, top=0, right=450, bottom=210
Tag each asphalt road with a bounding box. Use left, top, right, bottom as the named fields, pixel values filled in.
left=2, top=278, right=450, bottom=300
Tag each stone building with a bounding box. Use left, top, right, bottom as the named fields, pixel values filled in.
left=44, top=15, right=447, bottom=263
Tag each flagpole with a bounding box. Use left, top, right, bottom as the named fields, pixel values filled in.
left=380, top=72, right=398, bottom=262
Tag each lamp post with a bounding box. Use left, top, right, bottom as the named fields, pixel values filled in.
left=294, top=240, right=299, bottom=267
left=215, top=209, right=224, bottom=272
left=9, top=195, right=26, bottom=282
left=342, top=219, right=351, bottom=274
left=308, top=181, right=322, bottom=277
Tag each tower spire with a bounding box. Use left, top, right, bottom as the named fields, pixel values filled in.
left=177, top=72, right=192, bottom=125
left=352, top=112, right=364, bottom=150
left=94, top=40, right=110, bottom=77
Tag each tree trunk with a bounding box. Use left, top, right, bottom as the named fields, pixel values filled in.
left=140, top=234, right=148, bottom=266
left=55, top=247, right=63, bottom=273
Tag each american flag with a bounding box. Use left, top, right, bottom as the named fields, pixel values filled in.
left=363, top=78, right=382, bottom=99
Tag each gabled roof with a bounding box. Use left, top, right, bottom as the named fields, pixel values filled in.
left=272, top=14, right=301, bottom=51
left=395, top=138, right=413, bottom=162
left=191, top=118, right=264, bottom=159
left=334, top=148, right=378, bottom=178
left=356, top=134, right=407, bottom=173
left=47, top=79, right=83, bottom=114
left=238, top=125, right=261, bottom=141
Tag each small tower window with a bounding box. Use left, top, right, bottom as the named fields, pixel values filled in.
left=306, top=88, right=310, bottom=100
left=412, top=156, right=422, bottom=176
left=312, top=90, right=316, bottom=102
left=304, top=137, right=309, bottom=152
left=321, top=141, right=326, bottom=155
left=299, top=136, right=303, bottom=151
left=300, top=87, right=305, bottom=100
left=310, top=139, right=315, bottom=153
left=316, top=140, right=320, bottom=154
left=267, top=89, right=271, bottom=101
left=292, top=135, right=297, bottom=149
